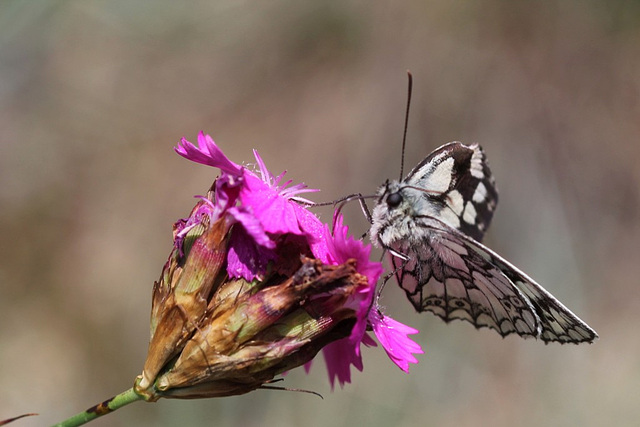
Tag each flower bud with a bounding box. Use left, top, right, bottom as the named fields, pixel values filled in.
left=139, top=205, right=230, bottom=391
left=136, top=251, right=367, bottom=400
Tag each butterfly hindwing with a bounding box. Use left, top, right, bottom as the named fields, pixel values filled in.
left=465, top=237, right=598, bottom=343
left=389, top=217, right=541, bottom=339
left=397, top=217, right=597, bottom=343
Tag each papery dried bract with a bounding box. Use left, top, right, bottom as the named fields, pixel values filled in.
left=136, top=255, right=367, bottom=400
left=139, top=213, right=230, bottom=390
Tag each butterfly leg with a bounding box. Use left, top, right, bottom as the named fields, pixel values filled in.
left=330, top=193, right=372, bottom=221
left=357, top=196, right=373, bottom=224
left=366, top=268, right=399, bottom=314
left=370, top=245, right=410, bottom=311
left=328, top=193, right=374, bottom=235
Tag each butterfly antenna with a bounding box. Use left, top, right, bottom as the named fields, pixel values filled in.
left=399, top=70, right=413, bottom=181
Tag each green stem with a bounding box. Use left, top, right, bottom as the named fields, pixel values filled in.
left=51, top=388, right=144, bottom=427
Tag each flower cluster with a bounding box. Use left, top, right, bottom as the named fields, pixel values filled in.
left=135, top=133, right=422, bottom=399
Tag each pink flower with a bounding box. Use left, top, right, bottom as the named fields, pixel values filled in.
left=315, top=216, right=423, bottom=387
left=174, top=132, right=326, bottom=281
left=321, top=216, right=381, bottom=374
left=368, top=309, right=423, bottom=373
left=175, top=132, right=241, bottom=175
left=174, top=132, right=423, bottom=389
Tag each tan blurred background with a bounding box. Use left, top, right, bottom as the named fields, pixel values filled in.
left=1, top=1, right=639, bottom=426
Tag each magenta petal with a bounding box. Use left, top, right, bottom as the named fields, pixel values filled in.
left=213, top=173, right=243, bottom=213
left=303, top=360, right=313, bottom=374
left=251, top=150, right=319, bottom=199
left=240, top=172, right=304, bottom=235
left=313, top=215, right=386, bottom=388
left=322, top=337, right=364, bottom=389
left=226, top=205, right=278, bottom=281
left=327, top=215, right=384, bottom=285
left=175, top=132, right=242, bottom=174
left=252, top=149, right=275, bottom=187
left=294, top=203, right=330, bottom=262
left=227, top=226, right=277, bottom=281
left=361, top=332, right=377, bottom=347
left=227, top=206, right=275, bottom=249
left=369, top=310, right=423, bottom=373
left=324, top=215, right=383, bottom=348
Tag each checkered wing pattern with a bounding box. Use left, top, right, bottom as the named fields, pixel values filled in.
left=370, top=142, right=598, bottom=344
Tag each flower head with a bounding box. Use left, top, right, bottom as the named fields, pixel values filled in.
left=137, top=133, right=423, bottom=400
left=174, top=131, right=327, bottom=281
left=314, top=216, right=423, bottom=387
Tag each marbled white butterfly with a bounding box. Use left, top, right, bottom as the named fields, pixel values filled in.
left=369, top=141, right=598, bottom=344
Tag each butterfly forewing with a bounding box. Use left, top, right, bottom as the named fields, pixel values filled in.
left=403, top=142, right=498, bottom=242
left=371, top=141, right=598, bottom=344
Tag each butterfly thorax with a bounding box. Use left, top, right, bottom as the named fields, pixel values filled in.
left=372, top=142, right=498, bottom=247
left=370, top=180, right=441, bottom=250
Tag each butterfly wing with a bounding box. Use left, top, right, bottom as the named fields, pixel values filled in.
left=392, top=217, right=598, bottom=344
left=403, top=142, right=498, bottom=242
left=372, top=141, right=597, bottom=343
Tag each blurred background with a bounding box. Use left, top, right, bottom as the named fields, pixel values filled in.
left=1, top=1, right=639, bottom=426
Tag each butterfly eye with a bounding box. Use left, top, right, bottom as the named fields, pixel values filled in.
left=387, top=192, right=403, bottom=208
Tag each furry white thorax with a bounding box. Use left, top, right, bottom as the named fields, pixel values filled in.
left=370, top=179, right=442, bottom=248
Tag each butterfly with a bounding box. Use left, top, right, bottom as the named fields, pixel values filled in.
left=369, top=141, right=598, bottom=344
